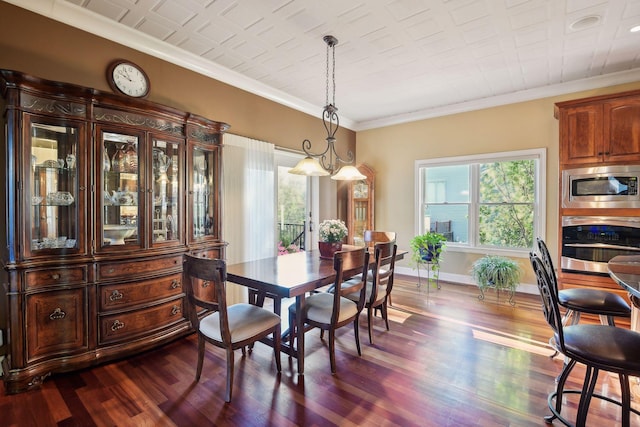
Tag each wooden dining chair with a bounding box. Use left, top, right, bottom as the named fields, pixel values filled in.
left=363, top=230, right=397, bottom=306
left=343, top=240, right=397, bottom=344
left=288, top=247, right=369, bottom=374
left=183, top=255, right=282, bottom=402
left=530, top=253, right=640, bottom=427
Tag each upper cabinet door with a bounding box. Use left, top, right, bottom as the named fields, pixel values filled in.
left=150, top=136, right=183, bottom=247
left=26, top=115, right=86, bottom=258
left=604, top=98, right=640, bottom=164
left=98, top=127, right=144, bottom=252
left=558, top=104, right=603, bottom=166
left=188, top=143, right=219, bottom=243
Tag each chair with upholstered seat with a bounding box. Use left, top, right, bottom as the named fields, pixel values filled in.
left=288, top=247, right=369, bottom=374
left=529, top=253, right=640, bottom=427
left=183, top=254, right=282, bottom=402
left=363, top=230, right=397, bottom=305
left=536, top=238, right=630, bottom=329
left=343, top=240, right=397, bottom=344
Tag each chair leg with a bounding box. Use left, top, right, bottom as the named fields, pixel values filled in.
left=329, top=328, right=337, bottom=374
left=576, top=366, right=598, bottom=427
left=353, top=317, right=362, bottom=356
left=273, top=323, right=282, bottom=372
left=367, top=305, right=374, bottom=344
left=382, top=300, right=390, bottom=331
left=546, top=358, right=576, bottom=423
left=225, top=347, right=235, bottom=403
left=195, top=333, right=205, bottom=381
left=619, top=373, right=631, bottom=427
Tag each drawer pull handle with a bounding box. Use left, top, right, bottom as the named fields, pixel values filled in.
left=111, top=320, right=125, bottom=331
left=49, top=307, right=66, bottom=320
left=109, top=290, right=124, bottom=301
left=51, top=273, right=60, bottom=280
left=202, top=280, right=210, bottom=288
left=170, top=279, right=181, bottom=289
left=171, top=305, right=181, bottom=316
left=107, top=268, right=115, bottom=274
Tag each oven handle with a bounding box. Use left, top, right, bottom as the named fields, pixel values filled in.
left=564, top=243, right=640, bottom=251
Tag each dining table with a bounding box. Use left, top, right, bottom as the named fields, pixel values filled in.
left=607, top=255, right=640, bottom=331
left=226, top=245, right=406, bottom=374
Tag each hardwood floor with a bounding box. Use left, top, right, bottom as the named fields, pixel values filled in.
left=1, top=275, right=638, bottom=426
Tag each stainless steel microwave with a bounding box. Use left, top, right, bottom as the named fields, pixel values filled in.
left=562, top=165, right=640, bottom=208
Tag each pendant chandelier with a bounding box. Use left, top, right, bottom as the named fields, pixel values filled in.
left=289, top=35, right=365, bottom=181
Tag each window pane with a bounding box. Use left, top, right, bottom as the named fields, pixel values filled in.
left=424, top=165, right=470, bottom=203
left=480, top=160, right=534, bottom=203
left=479, top=204, right=534, bottom=248
left=425, top=204, right=469, bottom=243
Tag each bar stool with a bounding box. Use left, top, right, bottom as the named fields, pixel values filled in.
left=536, top=238, right=631, bottom=357
left=530, top=253, right=640, bottom=427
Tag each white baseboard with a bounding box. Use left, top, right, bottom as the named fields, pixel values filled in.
left=395, top=266, right=539, bottom=295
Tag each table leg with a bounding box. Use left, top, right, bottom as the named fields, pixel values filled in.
left=296, top=295, right=305, bottom=375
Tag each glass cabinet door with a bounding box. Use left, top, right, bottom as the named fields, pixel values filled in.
left=191, top=146, right=217, bottom=240
left=151, top=138, right=181, bottom=244
left=29, top=120, right=82, bottom=254
left=101, top=131, right=141, bottom=248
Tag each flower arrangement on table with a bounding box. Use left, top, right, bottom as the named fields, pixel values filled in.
left=317, top=219, right=348, bottom=259
left=319, top=219, right=348, bottom=242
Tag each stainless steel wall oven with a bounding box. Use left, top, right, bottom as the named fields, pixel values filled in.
left=561, top=216, right=640, bottom=276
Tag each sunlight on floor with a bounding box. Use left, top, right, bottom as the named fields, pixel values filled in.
left=390, top=303, right=557, bottom=358
left=471, top=328, right=558, bottom=357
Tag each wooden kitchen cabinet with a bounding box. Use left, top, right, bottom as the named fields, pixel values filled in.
left=0, top=70, right=228, bottom=393
left=347, top=164, right=374, bottom=246
left=556, top=89, right=640, bottom=166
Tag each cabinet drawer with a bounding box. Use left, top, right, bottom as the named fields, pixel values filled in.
left=190, top=248, right=221, bottom=259
left=98, top=255, right=183, bottom=280
left=26, top=288, right=87, bottom=362
left=24, top=266, right=88, bottom=290
left=99, top=298, right=185, bottom=345
left=99, top=273, right=183, bottom=312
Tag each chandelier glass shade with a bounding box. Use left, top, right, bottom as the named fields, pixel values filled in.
left=289, top=35, right=365, bottom=181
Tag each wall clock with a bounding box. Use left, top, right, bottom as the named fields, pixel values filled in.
left=106, top=60, right=150, bottom=98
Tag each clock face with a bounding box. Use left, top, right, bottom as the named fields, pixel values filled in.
left=108, top=61, right=149, bottom=98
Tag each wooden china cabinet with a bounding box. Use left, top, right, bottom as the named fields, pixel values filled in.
left=0, top=70, right=228, bottom=393
left=347, top=164, right=375, bottom=245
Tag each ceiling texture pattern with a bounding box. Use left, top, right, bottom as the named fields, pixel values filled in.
left=8, top=0, right=640, bottom=130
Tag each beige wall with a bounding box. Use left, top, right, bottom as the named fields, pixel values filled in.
left=0, top=2, right=355, bottom=219
left=357, top=83, right=640, bottom=285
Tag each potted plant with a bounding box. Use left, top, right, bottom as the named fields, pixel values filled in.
left=409, top=232, right=447, bottom=285
left=318, top=219, right=348, bottom=259
left=471, top=255, right=521, bottom=305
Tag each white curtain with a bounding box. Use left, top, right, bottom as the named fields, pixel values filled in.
left=222, top=134, right=276, bottom=303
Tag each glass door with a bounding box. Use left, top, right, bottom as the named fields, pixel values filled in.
left=27, top=118, right=84, bottom=256
left=189, top=144, right=217, bottom=241
left=99, top=129, right=142, bottom=250
left=151, top=137, right=182, bottom=245
left=275, top=149, right=318, bottom=253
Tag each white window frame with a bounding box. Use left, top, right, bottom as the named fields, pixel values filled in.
left=414, top=148, right=546, bottom=258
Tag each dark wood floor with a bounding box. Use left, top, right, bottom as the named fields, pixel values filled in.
left=1, top=276, right=638, bottom=426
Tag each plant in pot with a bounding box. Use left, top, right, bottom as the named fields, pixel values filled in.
left=409, top=232, right=447, bottom=286
left=471, top=255, right=521, bottom=305
left=318, top=219, right=348, bottom=259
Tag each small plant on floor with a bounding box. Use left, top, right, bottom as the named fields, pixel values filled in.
left=471, top=255, right=521, bottom=305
